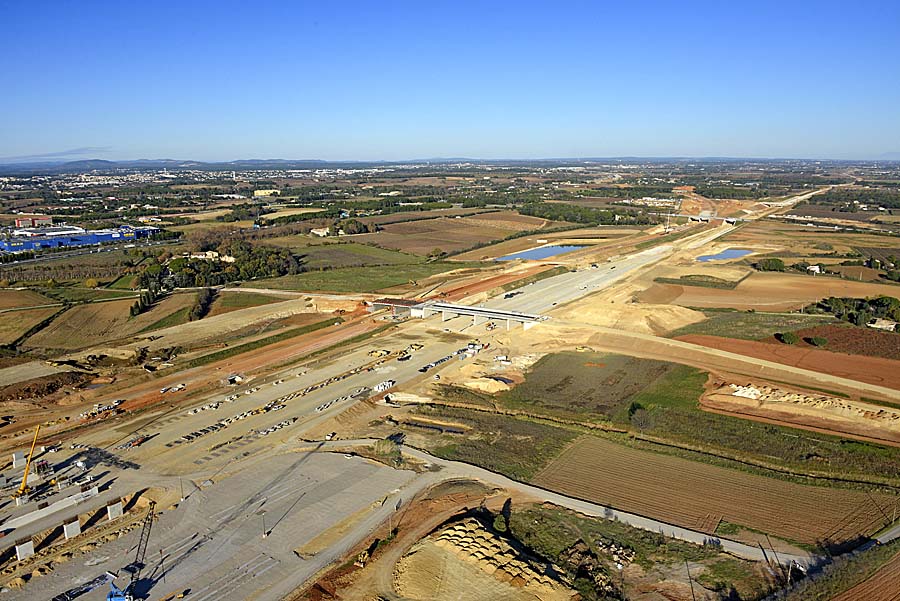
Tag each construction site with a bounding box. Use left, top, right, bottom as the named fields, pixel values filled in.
left=0, top=174, right=897, bottom=601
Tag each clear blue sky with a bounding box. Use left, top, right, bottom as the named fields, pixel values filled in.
left=2, top=0, right=899, bottom=161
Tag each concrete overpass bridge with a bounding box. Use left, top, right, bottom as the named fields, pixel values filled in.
left=416, top=301, right=545, bottom=330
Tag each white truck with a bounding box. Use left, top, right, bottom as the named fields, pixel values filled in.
left=373, top=380, right=396, bottom=393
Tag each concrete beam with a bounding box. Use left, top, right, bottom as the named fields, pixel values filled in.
left=15, top=539, right=34, bottom=561
left=63, top=519, right=81, bottom=539
left=107, top=500, right=124, bottom=521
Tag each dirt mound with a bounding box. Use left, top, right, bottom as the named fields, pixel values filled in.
left=678, top=334, right=900, bottom=391
left=554, top=284, right=705, bottom=335
left=0, top=371, right=92, bottom=403
left=704, top=382, right=900, bottom=444
left=395, top=517, right=575, bottom=601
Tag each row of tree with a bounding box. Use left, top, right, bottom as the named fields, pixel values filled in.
left=189, top=288, right=215, bottom=321
left=130, top=284, right=162, bottom=316
left=518, top=202, right=657, bottom=225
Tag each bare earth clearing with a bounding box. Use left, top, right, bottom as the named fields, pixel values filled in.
left=639, top=272, right=900, bottom=311
left=678, top=334, right=900, bottom=391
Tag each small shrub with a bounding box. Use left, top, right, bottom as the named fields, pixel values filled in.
left=777, top=332, right=800, bottom=345
left=808, top=336, right=828, bottom=347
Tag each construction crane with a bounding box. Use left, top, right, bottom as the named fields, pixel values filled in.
left=107, top=500, right=157, bottom=601
left=11, top=425, right=40, bottom=500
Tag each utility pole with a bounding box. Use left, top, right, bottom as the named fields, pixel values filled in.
left=179, top=478, right=184, bottom=502
left=766, top=534, right=785, bottom=580
left=262, top=513, right=267, bottom=539
left=685, top=560, right=697, bottom=601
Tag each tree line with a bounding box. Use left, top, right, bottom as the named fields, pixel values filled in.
left=518, top=202, right=657, bottom=225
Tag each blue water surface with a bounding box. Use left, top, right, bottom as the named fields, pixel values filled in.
left=496, top=245, right=586, bottom=261
left=696, top=248, right=752, bottom=262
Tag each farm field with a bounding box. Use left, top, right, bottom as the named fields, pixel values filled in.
left=43, top=287, right=138, bottom=303
left=666, top=310, right=838, bottom=340
left=170, top=220, right=254, bottom=233
left=532, top=436, right=896, bottom=547
left=451, top=226, right=640, bottom=261
left=502, top=352, right=675, bottom=420
left=0, top=289, right=55, bottom=309
left=831, top=548, right=900, bottom=601
left=354, top=212, right=561, bottom=255
left=250, top=262, right=481, bottom=293
left=359, top=207, right=493, bottom=226
left=760, top=323, right=900, bottom=361
left=418, top=406, right=577, bottom=480
left=857, top=246, right=900, bottom=265
left=107, top=273, right=139, bottom=289
left=255, top=235, right=329, bottom=252
left=25, top=293, right=195, bottom=349
left=265, top=206, right=325, bottom=220
left=170, top=208, right=232, bottom=221
left=298, top=243, right=423, bottom=269
left=722, top=221, right=898, bottom=256
left=207, top=291, right=284, bottom=317
left=640, top=271, right=900, bottom=311
left=0, top=307, right=59, bottom=344
left=677, top=334, right=900, bottom=390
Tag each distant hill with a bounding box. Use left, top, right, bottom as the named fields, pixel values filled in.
left=0, top=156, right=896, bottom=176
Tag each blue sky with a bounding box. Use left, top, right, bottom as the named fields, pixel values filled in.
left=2, top=0, right=899, bottom=161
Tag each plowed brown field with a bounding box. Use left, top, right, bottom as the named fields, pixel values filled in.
left=677, top=334, right=900, bottom=390
left=831, top=550, right=900, bottom=601
left=760, top=324, right=900, bottom=361
left=532, top=436, right=896, bottom=546
left=643, top=272, right=900, bottom=311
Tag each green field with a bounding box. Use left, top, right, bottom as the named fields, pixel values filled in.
left=140, top=306, right=191, bottom=332
left=653, top=274, right=746, bottom=289
left=463, top=352, right=900, bottom=486
left=209, top=291, right=284, bottom=315
left=251, top=262, right=482, bottom=293
left=419, top=405, right=576, bottom=480
left=667, top=310, right=839, bottom=340
left=107, top=274, right=139, bottom=289
left=298, top=242, right=423, bottom=269
left=628, top=365, right=900, bottom=483
left=501, top=351, right=676, bottom=422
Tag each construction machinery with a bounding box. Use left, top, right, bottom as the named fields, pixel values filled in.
left=11, top=425, right=40, bottom=500
left=107, top=500, right=157, bottom=601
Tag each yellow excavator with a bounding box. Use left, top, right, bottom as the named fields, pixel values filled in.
left=11, top=425, right=40, bottom=500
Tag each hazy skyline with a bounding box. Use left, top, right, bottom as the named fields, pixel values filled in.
left=3, top=0, right=899, bottom=161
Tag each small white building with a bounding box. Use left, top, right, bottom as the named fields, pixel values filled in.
left=868, top=318, right=898, bottom=332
